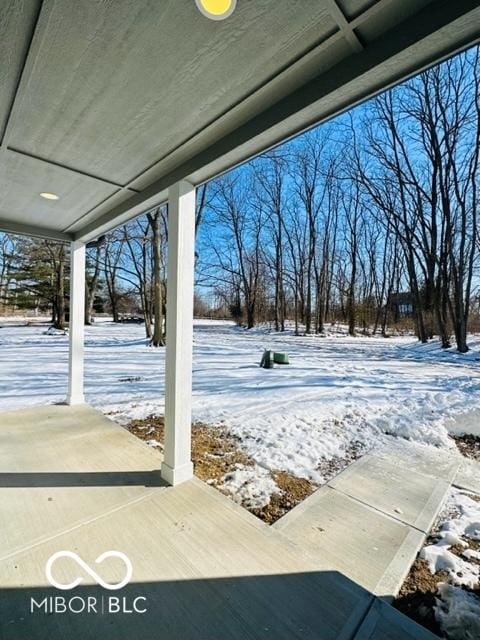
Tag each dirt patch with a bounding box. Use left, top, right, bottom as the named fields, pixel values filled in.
left=191, top=423, right=253, bottom=482
left=127, top=415, right=252, bottom=484
left=394, top=541, right=480, bottom=637
left=393, top=492, right=480, bottom=638
left=317, top=441, right=365, bottom=482
left=394, top=558, right=447, bottom=636
left=452, top=433, right=480, bottom=461
left=126, top=414, right=320, bottom=524
left=128, top=415, right=164, bottom=442
left=251, top=472, right=317, bottom=525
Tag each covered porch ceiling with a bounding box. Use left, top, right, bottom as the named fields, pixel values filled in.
left=0, top=0, right=479, bottom=243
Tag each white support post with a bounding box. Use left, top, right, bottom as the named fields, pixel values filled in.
left=66, top=240, right=86, bottom=405
left=161, top=180, right=196, bottom=486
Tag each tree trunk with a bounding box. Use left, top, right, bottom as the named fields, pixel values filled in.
left=246, top=302, right=255, bottom=330
left=85, top=243, right=102, bottom=325
left=147, top=211, right=165, bottom=347
left=55, top=246, right=66, bottom=330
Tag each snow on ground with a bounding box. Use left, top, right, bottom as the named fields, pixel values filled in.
left=421, top=489, right=480, bottom=589
left=421, top=488, right=480, bottom=640
left=219, top=464, right=279, bottom=510
left=435, top=584, right=480, bottom=640
left=1, top=318, right=480, bottom=486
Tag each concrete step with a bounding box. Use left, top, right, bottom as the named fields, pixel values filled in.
left=372, top=441, right=460, bottom=484
left=353, top=598, right=439, bottom=640
left=274, top=447, right=460, bottom=601
left=274, top=485, right=425, bottom=600
left=327, top=454, right=452, bottom=533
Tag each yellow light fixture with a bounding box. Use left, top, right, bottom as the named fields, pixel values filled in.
left=195, top=0, right=237, bottom=20
left=40, top=192, right=59, bottom=201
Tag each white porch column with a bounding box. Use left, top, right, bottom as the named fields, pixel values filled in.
left=66, top=240, right=86, bottom=405
left=161, top=180, right=196, bottom=486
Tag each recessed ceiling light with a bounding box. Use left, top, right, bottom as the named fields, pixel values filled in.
left=195, top=0, right=237, bottom=20
left=40, top=192, right=59, bottom=201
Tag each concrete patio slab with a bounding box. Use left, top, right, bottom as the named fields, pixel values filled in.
left=454, top=458, right=480, bottom=494
left=0, top=404, right=163, bottom=472
left=328, top=454, right=450, bottom=533
left=0, top=404, right=375, bottom=640
left=0, top=485, right=163, bottom=562
left=353, top=598, right=439, bottom=640
left=274, top=486, right=425, bottom=600
left=374, top=441, right=460, bottom=484
left=0, top=404, right=447, bottom=639
left=0, top=405, right=167, bottom=559
left=0, top=478, right=372, bottom=640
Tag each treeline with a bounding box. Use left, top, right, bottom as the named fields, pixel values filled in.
left=0, top=189, right=208, bottom=346
left=0, top=235, right=70, bottom=328
left=196, top=47, right=480, bottom=352
left=0, top=216, right=170, bottom=342
left=1, top=48, right=479, bottom=352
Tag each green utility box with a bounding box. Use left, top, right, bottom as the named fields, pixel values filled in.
left=260, top=350, right=290, bottom=368
left=273, top=352, right=290, bottom=365
left=260, top=350, right=274, bottom=369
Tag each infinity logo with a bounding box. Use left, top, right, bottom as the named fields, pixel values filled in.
left=46, top=551, right=133, bottom=591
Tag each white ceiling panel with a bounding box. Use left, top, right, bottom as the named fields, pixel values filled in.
left=0, top=0, right=40, bottom=142
left=0, top=0, right=477, bottom=242
left=0, top=150, right=118, bottom=232
left=8, top=0, right=335, bottom=185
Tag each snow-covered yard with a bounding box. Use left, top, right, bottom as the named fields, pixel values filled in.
left=1, top=318, right=480, bottom=484
left=3, top=317, right=479, bottom=636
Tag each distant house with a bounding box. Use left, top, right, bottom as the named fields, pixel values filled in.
left=388, top=292, right=414, bottom=320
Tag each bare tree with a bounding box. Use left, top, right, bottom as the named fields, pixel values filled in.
left=354, top=47, right=479, bottom=350
left=103, top=231, right=124, bottom=323
left=253, top=151, right=287, bottom=331
left=120, top=219, right=153, bottom=339
left=147, top=207, right=167, bottom=346
left=85, top=237, right=105, bottom=325
left=206, top=174, right=265, bottom=329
